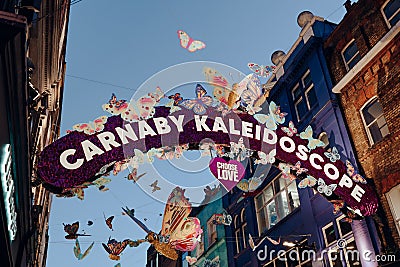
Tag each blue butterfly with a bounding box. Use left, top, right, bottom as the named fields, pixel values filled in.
left=180, top=84, right=213, bottom=115
left=253, top=101, right=287, bottom=130
left=324, top=147, right=340, bottom=162
left=299, top=125, right=325, bottom=150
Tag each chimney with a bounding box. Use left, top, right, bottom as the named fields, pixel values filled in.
left=344, top=0, right=352, bottom=12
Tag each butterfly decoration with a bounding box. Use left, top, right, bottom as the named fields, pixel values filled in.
left=298, top=175, right=317, bottom=189
left=248, top=63, right=276, bottom=77
left=180, top=84, right=213, bottom=115
left=212, top=211, right=232, bottom=226
left=291, top=161, right=308, bottom=175
left=150, top=180, right=161, bottom=193
left=126, top=168, right=146, bottom=183
left=174, top=144, right=189, bottom=159
left=282, top=121, right=298, bottom=137
left=113, top=159, right=130, bottom=175
left=129, top=149, right=154, bottom=169
left=255, top=149, right=276, bottom=164
left=105, top=215, right=114, bottom=231
left=324, top=147, right=340, bottom=163
left=109, top=93, right=128, bottom=110
left=168, top=93, right=184, bottom=106
left=72, top=116, right=108, bottom=135
left=254, top=101, right=287, bottom=130
left=186, top=256, right=197, bottom=265
left=102, top=237, right=142, bottom=261
left=240, top=74, right=266, bottom=115
left=204, top=185, right=221, bottom=200
left=63, top=222, right=91, bottom=239
left=299, top=125, right=325, bottom=150
left=266, top=236, right=281, bottom=246
left=279, top=163, right=297, bottom=181
left=165, top=99, right=182, bottom=114
left=330, top=200, right=345, bottom=215
left=214, top=101, right=232, bottom=117
left=236, top=175, right=263, bottom=192
left=103, top=88, right=164, bottom=122
left=317, top=178, right=337, bottom=196
left=177, top=30, right=206, bottom=52
left=122, top=187, right=203, bottom=260
left=346, top=160, right=367, bottom=184
left=226, top=137, right=252, bottom=161
left=114, top=264, right=121, bottom=267
left=249, top=234, right=269, bottom=251
left=92, top=177, right=111, bottom=192
left=73, top=239, right=94, bottom=260
left=87, top=220, right=93, bottom=226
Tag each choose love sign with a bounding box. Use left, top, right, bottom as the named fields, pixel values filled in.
left=209, top=158, right=246, bottom=191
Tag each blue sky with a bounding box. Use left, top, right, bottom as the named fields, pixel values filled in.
left=46, top=1, right=349, bottom=266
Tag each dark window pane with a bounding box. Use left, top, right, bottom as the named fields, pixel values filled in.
left=339, top=220, right=352, bottom=237
left=347, top=53, right=361, bottom=69
left=302, top=71, right=312, bottom=88
left=275, top=260, right=286, bottom=267
left=324, top=224, right=336, bottom=246
left=296, top=99, right=308, bottom=119
left=306, top=86, right=317, bottom=108
left=384, top=0, right=400, bottom=20
left=362, top=99, right=384, bottom=125
left=293, top=86, right=302, bottom=100
left=343, top=41, right=358, bottom=62
left=390, top=11, right=400, bottom=26
left=329, top=251, right=344, bottom=267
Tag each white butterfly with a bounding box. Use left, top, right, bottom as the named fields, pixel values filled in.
left=255, top=150, right=276, bottom=164
left=240, top=74, right=266, bottom=115
left=299, top=125, right=325, bottom=150
left=324, top=147, right=340, bottom=162
left=317, top=178, right=337, bottom=196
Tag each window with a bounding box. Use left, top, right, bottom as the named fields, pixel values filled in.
left=361, top=97, right=389, bottom=144
left=207, top=217, right=217, bottom=248
left=195, top=227, right=205, bottom=257
left=382, top=0, right=400, bottom=27
left=342, top=40, right=361, bottom=70
left=386, top=184, right=400, bottom=236
left=234, top=209, right=248, bottom=254
left=292, top=70, right=317, bottom=121
left=255, top=175, right=300, bottom=234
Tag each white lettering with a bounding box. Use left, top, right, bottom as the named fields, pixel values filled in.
left=351, top=185, right=365, bottom=202
left=242, top=121, right=253, bottom=138
left=153, top=117, right=172, bottom=134
left=169, top=115, right=184, bottom=132
left=324, top=163, right=340, bottom=180
left=115, top=124, right=138, bottom=144
left=309, top=153, right=324, bottom=170
left=60, top=149, right=84, bottom=169
left=194, top=115, right=210, bottom=131
left=81, top=140, right=104, bottom=161
left=213, top=117, right=228, bottom=133
left=280, top=136, right=295, bottom=153
left=97, top=132, right=121, bottom=151
left=138, top=120, right=157, bottom=139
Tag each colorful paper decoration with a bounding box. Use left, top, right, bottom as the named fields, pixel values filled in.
left=73, top=239, right=94, bottom=260
left=63, top=222, right=90, bottom=240
left=248, top=63, right=275, bottom=77
left=177, top=30, right=206, bottom=52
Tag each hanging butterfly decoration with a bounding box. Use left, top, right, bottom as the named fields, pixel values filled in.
left=92, top=177, right=111, bottom=192
left=186, top=256, right=198, bottom=265
left=87, top=220, right=93, bottom=226
left=240, top=74, right=267, bottom=115
left=346, top=160, right=367, bottom=184
left=291, top=161, right=308, bottom=175
left=324, top=147, right=340, bottom=163
left=204, top=185, right=221, bottom=200
left=298, top=175, right=317, bottom=189
left=177, top=30, right=206, bottom=52
left=71, top=116, right=108, bottom=135
left=281, top=121, right=298, bottom=137
left=212, top=211, right=232, bottom=226
left=224, top=137, right=252, bottom=161
left=248, top=63, right=276, bottom=77
left=150, top=180, right=161, bottom=193
left=104, top=215, right=114, bottom=231
left=255, top=149, right=276, bottom=165
left=73, top=239, right=94, bottom=260
left=317, top=178, right=337, bottom=196
left=126, top=168, right=146, bottom=183
left=122, top=187, right=203, bottom=260
left=102, top=237, right=145, bottom=261
left=168, top=93, right=184, bottom=106
left=113, top=159, right=130, bottom=175
left=278, top=163, right=297, bottom=181
left=103, top=88, right=164, bottom=122
left=63, top=222, right=91, bottom=239
left=180, top=84, right=213, bottom=115
left=165, top=99, right=182, bottom=114
left=254, top=101, right=287, bottom=130
left=236, top=175, right=263, bottom=192
left=330, top=199, right=345, bottom=215
left=299, top=125, right=325, bottom=150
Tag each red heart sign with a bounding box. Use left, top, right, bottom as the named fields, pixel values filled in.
left=209, top=158, right=246, bottom=191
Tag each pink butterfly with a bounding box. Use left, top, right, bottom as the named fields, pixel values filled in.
left=180, top=84, right=213, bottom=115
left=186, top=256, right=197, bottom=265
left=177, top=30, right=206, bottom=52
left=278, top=163, right=296, bottom=181
left=346, top=160, right=367, bottom=184
left=291, top=161, right=308, bottom=175
left=298, top=175, right=317, bottom=188
left=72, top=116, right=108, bottom=135
left=248, top=63, right=276, bottom=77
left=282, top=121, right=298, bottom=137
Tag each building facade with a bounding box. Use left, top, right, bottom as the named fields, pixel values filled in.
left=225, top=11, right=380, bottom=267
left=324, top=0, right=400, bottom=263
left=0, top=1, right=70, bottom=266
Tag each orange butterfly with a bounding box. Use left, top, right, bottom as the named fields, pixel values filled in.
left=105, top=215, right=114, bottom=231
left=102, top=237, right=143, bottom=261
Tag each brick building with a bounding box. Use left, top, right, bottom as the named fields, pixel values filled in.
left=324, top=0, right=400, bottom=258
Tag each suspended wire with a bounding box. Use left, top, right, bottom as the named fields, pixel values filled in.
left=66, top=74, right=135, bottom=91
left=31, top=0, right=85, bottom=23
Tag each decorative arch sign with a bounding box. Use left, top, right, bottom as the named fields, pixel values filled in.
left=37, top=66, right=378, bottom=217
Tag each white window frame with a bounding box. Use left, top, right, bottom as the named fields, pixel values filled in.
left=322, top=222, right=336, bottom=247
left=336, top=215, right=353, bottom=238
left=386, top=184, right=400, bottom=237
left=207, top=216, right=217, bottom=248
left=360, top=96, right=389, bottom=145
left=302, top=70, right=316, bottom=110
left=341, top=39, right=360, bottom=71
left=381, top=0, right=400, bottom=28
left=241, top=209, right=247, bottom=250
left=292, top=84, right=304, bottom=121
left=255, top=175, right=300, bottom=234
